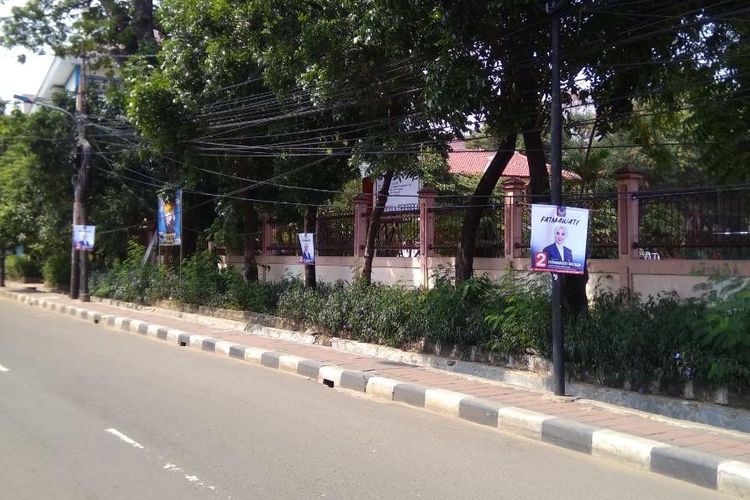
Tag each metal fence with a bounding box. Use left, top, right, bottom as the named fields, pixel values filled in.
left=369, top=206, right=420, bottom=257
left=268, top=221, right=300, bottom=256
left=316, top=210, right=355, bottom=256
left=637, top=188, right=750, bottom=260
left=268, top=186, right=750, bottom=262
left=431, top=199, right=504, bottom=257
left=566, top=192, right=619, bottom=259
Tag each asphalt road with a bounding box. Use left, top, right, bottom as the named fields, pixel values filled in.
left=0, top=297, right=729, bottom=499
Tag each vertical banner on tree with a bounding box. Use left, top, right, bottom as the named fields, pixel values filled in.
left=157, top=190, right=182, bottom=246
left=530, top=204, right=589, bottom=274
left=72, top=225, right=96, bottom=251
left=298, top=233, right=315, bottom=265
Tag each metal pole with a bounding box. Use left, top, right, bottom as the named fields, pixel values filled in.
left=548, top=2, right=566, bottom=396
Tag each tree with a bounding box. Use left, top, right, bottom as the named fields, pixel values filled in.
left=1, top=0, right=157, bottom=58
left=333, top=0, right=750, bottom=314
left=127, top=0, right=360, bottom=283
left=0, top=107, right=73, bottom=261
left=244, top=0, right=450, bottom=284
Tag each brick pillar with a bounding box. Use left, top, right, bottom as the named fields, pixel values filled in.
left=262, top=215, right=273, bottom=257
left=615, top=166, right=643, bottom=259
left=419, top=187, right=436, bottom=288
left=615, top=166, right=643, bottom=290
left=353, top=193, right=370, bottom=257
left=503, top=178, right=526, bottom=258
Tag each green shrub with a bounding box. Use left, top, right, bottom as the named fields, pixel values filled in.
left=176, top=252, right=226, bottom=307
left=411, top=275, right=497, bottom=348
left=42, top=253, right=71, bottom=289
left=485, top=270, right=551, bottom=356
left=564, top=290, right=744, bottom=393
left=4, top=254, right=41, bottom=280
left=695, top=280, right=750, bottom=389
left=222, top=267, right=280, bottom=312
left=89, top=250, right=750, bottom=394
left=91, top=242, right=174, bottom=303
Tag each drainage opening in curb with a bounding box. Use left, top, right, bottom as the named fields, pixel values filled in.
left=179, top=341, right=188, bottom=347
left=323, top=379, right=335, bottom=388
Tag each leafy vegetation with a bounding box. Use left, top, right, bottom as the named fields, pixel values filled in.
left=42, top=253, right=71, bottom=290
left=91, top=248, right=750, bottom=394
left=3, top=253, right=41, bottom=280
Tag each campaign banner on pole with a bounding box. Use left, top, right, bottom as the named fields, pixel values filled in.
left=530, top=204, right=589, bottom=274
left=73, top=225, right=96, bottom=251
left=157, top=190, right=182, bottom=246
left=298, top=233, right=315, bottom=265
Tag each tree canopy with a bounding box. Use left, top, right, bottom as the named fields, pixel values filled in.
left=1, top=0, right=749, bottom=283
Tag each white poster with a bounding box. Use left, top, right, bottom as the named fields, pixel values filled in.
left=298, top=233, right=315, bottom=265
left=374, top=175, right=421, bottom=209
left=73, top=224, right=96, bottom=252
left=530, top=204, right=589, bottom=274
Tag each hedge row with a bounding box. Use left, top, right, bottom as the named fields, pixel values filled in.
left=91, top=245, right=750, bottom=394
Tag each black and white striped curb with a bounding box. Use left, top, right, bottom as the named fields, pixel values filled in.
left=3, top=289, right=750, bottom=497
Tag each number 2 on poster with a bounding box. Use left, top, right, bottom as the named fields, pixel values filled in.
left=534, top=252, right=548, bottom=268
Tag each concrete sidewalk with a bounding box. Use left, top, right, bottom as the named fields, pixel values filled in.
left=2, top=285, right=750, bottom=497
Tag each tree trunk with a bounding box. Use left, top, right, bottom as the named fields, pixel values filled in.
left=132, top=0, right=156, bottom=52
left=0, top=247, right=5, bottom=287
left=303, top=206, right=317, bottom=288
left=455, top=134, right=517, bottom=282
left=242, top=201, right=259, bottom=282
left=361, top=170, right=394, bottom=284
left=522, top=128, right=550, bottom=203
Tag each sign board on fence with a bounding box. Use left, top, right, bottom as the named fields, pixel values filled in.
left=298, top=233, right=315, bottom=265
left=157, top=189, right=182, bottom=246
left=374, top=175, right=421, bottom=210
left=73, top=224, right=96, bottom=251
left=530, top=204, right=589, bottom=274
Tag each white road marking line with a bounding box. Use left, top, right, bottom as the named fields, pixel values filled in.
left=162, top=462, right=216, bottom=491
left=105, top=428, right=145, bottom=449
left=0, top=364, right=9, bottom=372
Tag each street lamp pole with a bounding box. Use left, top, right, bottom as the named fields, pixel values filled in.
left=13, top=58, right=91, bottom=301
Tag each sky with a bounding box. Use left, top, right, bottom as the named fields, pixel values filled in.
left=0, top=0, right=55, bottom=106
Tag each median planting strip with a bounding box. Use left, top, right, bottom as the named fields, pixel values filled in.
left=3, top=287, right=750, bottom=497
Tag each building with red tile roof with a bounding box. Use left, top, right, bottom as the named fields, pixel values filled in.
left=447, top=141, right=581, bottom=181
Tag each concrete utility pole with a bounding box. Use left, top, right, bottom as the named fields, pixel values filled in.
left=74, top=57, right=92, bottom=302
left=14, top=62, right=91, bottom=301
left=546, top=0, right=568, bottom=396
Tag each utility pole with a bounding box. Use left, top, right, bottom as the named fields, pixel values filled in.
left=546, top=0, right=567, bottom=396
left=72, top=57, right=92, bottom=301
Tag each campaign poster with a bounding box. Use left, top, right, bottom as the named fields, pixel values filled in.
left=530, top=204, right=589, bottom=274
left=298, top=233, right=315, bottom=265
left=73, top=224, right=96, bottom=252
left=157, top=190, right=182, bottom=246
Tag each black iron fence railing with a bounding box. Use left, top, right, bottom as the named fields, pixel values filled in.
left=636, top=188, right=750, bottom=260
left=316, top=210, right=355, bottom=256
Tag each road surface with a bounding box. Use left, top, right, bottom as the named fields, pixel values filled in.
left=0, top=297, right=728, bottom=499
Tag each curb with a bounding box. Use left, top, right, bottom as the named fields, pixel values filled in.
left=3, top=288, right=749, bottom=497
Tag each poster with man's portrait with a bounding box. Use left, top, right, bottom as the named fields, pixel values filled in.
left=298, top=233, right=315, bottom=265
left=530, top=204, right=589, bottom=274
left=157, top=190, right=182, bottom=246
left=73, top=225, right=96, bottom=251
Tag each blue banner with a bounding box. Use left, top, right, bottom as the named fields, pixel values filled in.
left=157, top=190, right=182, bottom=246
